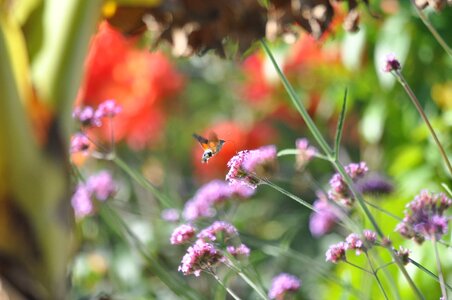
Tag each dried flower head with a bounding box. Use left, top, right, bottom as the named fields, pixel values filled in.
left=178, top=239, right=223, bottom=276
left=395, top=246, right=411, bottom=265
left=383, top=53, right=401, bottom=73
left=170, top=224, right=196, bottom=245
left=325, top=242, right=347, bottom=263
left=268, top=273, right=301, bottom=300
left=396, top=190, right=451, bottom=244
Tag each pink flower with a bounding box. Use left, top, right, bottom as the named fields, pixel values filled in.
left=227, top=244, right=250, bottom=257
left=268, top=273, right=301, bottom=299
left=328, top=162, right=368, bottom=206
left=170, top=224, right=196, bottom=245
left=345, top=233, right=364, bottom=255
left=295, top=138, right=317, bottom=169
left=95, top=99, right=122, bottom=118
left=178, top=239, right=223, bottom=276
left=70, top=133, right=90, bottom=154
left=395, top=246, right=411, bottom=265
left=363, top=229, right=377, bottom=245
left=309, top=193, right=340, bottom=237
left=86, top=171, right=117, bottom=201
left=325, top=242, right=346, bottom=263
left=396, top=190, right=451, bottom=244
left=161, top=208, right=180, bottom=222
left=197, top=221, right=238, bottom=242
left=183, top=180, right=255, bottom=221
left=71, top=184, right=93, bottom=218
left=73, top=106, right=102, bottom=127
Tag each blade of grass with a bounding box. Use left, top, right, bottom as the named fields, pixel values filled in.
left=334, top=89, right=348, bottom=160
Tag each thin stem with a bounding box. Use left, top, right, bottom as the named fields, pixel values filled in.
left=261, top=38, right=425, bottom=299
left=375, top=261, right=396, bottom=273
left=226, top=260, right=269, bottom=300
left=113, top=156, right=173, bottom=208
left=344, top=260, right=372, bottom=274
left=334, top=88, right=348, bottom=160
left=410, top=0, right=452, bottom=57
left=277, top=148, right=330, bottom=160
left=209, top=270, right=242, bottom=300
left=363, top=199, right=403, bottom=222
left=365, top=252, right=389, bottom=300
left=432, top=237, right=448, bottom=299
left=410, top=258, right=452, bottom=291
left=393, top=70, right=452, bottom=177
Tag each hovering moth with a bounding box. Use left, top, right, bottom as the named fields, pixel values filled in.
left=193, top=132, right=226, bottom=163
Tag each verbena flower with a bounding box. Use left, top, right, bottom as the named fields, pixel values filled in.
left=325, top=242, right=347, bottom=263
left=309, top=192, right=340, bottom=237
left=363, top=229, right=377, bottom=246
left=345, top=233, right=364, bottom=255
left=268, top=273, right=301, bottom=300
left=73, top=106, right=102, bottom=127
left=227, top=244, right=250, bottom=257
left=70, top=133, right=90, bottom=154
left=170, top=224, right=196, bottom=245
left=356, top=174, right=394, bottom=196
left=71, top=184, right=93, bottom=218
left=295, top=138, right=317, bottom=169
left=382, top=53, right=401, bottom=73
left=86, top=171, right=117, bottom=201
left=183, top=180, right=254, bottom=221
left=95, top=99, right=122, bottom=118
left=226, top=145, right=277, bottom=188
left=328, top=162, right=368, bottom=206
left=395, top=190, right=451, bottom=244
left=395, top=246, right=411, bottom=265
left=161, top=208, right=180, bottom=222
left=178, top=239, right=223, bottom=276
left=197, top=221, right=238, bottom=242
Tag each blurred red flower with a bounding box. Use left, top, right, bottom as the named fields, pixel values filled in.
left=193, top=121, right=278, bottom=181
left=76, top=21, right=184, bottom=150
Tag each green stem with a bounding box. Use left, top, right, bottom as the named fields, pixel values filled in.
left=209, top=271, right=242, bottom=300
left=226, top=261, right=269, bottom=300
left=261, top=38, right=425, bottom=300
left=113, top=156, right=173, bottom=208
left=393, top=70, right=452, bottom=177
left=365, top=252, right=389, bottom=300
left=410, top=258, right=452, bottom=291
left=432, top=237, right=448, bottom=299
left=410, top=0, right=452, bottom=57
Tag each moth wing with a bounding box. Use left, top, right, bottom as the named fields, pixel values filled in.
left=207, top=132, right=219, bottom=149
left=193, top=133, right=210, bottom=150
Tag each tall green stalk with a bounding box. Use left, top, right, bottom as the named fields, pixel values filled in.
left=260, top=38, right=425, bottom=300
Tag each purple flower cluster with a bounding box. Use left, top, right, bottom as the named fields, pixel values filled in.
left=395, top=190, right=451, bottom=244
left=295, top=138, right=317, bottom=169
left=226, top=145, right=277, bottom=188
left=268, top=273, right=301, bottom=299
left=178, top=239, right=224, bottom=276
left=356, top=174, right=394, bottom=196
left=309, top=192, right=340, bottom=237
left=197, top=221, right=238, bottom=241
left=170, top=224, right=196, bottom=245
left=328, top=162, right=368, bottom=206
left=183, top=180, right=254, bottom=221
left=227, top=244, right=250, bottom=257
left=382, top=53, right=401, bottom=73
left=70, top=133, right=91, bottom=154
left=73, top=99, right=122, bottom=128
left=71, top=171, right=117, bottom=218
left=173, top=220, right=250, bottom=277
left=161, top=208, right=180, bottom=222
left=326, top=229, right=377, bottom=263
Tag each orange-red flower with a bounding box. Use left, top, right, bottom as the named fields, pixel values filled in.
left=76, top=22, right=184, bottom=150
